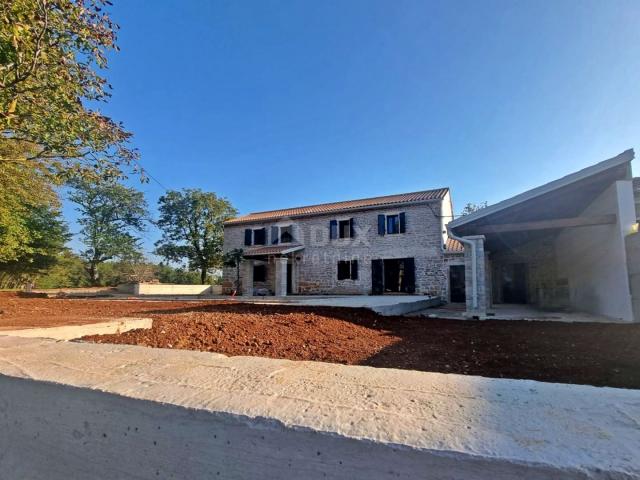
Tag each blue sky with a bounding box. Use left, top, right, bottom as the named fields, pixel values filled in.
left=63, top=0, right=640, bottom=255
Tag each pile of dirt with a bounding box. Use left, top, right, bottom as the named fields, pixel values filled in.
left=3, top=293, right=639, bottom=388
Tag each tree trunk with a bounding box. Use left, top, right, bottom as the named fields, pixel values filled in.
left=88, top=262, right=99, bottom=286
left=200, top=268, right=207, bottom=284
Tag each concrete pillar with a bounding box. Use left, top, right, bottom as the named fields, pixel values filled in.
left=274, top=257, right=288, bottom=297
left=463, top=235, right=487, bottom=317
left=242, top=260, right=254, bottom=296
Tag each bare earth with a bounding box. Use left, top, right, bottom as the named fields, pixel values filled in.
left=2, top=292, right=639, bottom=389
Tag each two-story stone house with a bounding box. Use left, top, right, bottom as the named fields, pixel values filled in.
left=222, top=188, right=464, bottom=298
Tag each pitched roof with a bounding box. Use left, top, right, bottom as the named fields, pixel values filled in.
left=225, top=188, right=449, bottom=225
left=243, top=244, right=304, bottom=258
left=448, top=149, right=634, bottom=230
left=445, top=237, right=464, bottom=253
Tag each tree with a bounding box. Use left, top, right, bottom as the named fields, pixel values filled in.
left=35, top=250, right=88, bottom=289
left=460, top=201, right=488, bottom=216
left=0, top=139, right=59, bottom=262
left=223, top=248, right=244, bottom=294
left=0, top=0, right=139, bottom=180
left=69, top=177, right=148, bottom=285
left=0, top=204, right=69, bottom=288
left=155, top=189, right=237, bottom=284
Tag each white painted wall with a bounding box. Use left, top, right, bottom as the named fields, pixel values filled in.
left=0, top=338, right=639, bottom=479
left=555, top=180, right=636, bottom=321
left=134, top=283, right=221, bottom=295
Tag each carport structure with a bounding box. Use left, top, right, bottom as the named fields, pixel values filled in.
left=448, top=150, right=637, bottom=322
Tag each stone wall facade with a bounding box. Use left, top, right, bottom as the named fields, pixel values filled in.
left=223, top=199, right=464, bottom=297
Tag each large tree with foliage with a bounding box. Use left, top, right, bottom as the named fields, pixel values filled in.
left=155, top=189, right=237, bottom=284
left=69, top=177, right=148, bottom=285
left=0, top=0, right=139, bottom=180
left=0, top=203, right=69, bottom=288
left=0, top=139, right=59, bottom=262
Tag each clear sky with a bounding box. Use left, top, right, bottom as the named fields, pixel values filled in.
left=63, top=0, right=640, bottom=255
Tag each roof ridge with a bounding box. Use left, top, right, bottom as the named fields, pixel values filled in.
left=229, top=187, right=449, bottom=220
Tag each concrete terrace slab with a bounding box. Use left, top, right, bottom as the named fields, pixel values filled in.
left=235, top=294, right=442, bottom=315
left=0, top=337, right=639, bottom=479
left=415, top=304, right=619, bottom=323
left=0, top=317, right=152, bottom=340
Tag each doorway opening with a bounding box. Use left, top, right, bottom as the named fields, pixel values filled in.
left=371, top=258, right=415, bottom=294
left=449, top=265, right=466, bottom=303
left=286, top=263, right=293, bottom=295
left=497, top=263, right=528, bottom=304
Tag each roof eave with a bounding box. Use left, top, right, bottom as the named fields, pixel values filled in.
left=225, top=197, right=446, bottom=226
left=448, top=149, right=635, bottom=231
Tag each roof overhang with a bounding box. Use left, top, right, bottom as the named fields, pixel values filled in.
left=243, top=244, right=305, bottom=259
left=448, top=149, right=634, bottom=250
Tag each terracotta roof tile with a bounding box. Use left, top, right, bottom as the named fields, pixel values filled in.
left=243, top=244, right=304, bottom=257
left=445, top=237, right=464, bottom=253
left=226, top=188, right=449, bottom=225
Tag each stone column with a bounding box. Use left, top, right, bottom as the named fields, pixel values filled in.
left=242, top=260, right=254, bottom=296
left=274, top=257, right=288, bottom=297
left=463, top=235, right=487, bottom=318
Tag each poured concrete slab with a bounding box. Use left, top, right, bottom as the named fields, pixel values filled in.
left=0, top=317, right=152, bottom=340
left=415, top=303, right=619, bottom=323
left=0, top=337, right=638, bottom=479
left=238, top=294, right=442, bottom=315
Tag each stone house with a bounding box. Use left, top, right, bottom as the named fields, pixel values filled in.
left=222, top=189, right=465, bottom=298
left=223, top=149, right=639, bottom=322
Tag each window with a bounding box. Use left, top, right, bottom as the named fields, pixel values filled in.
left=337, top=260, right=358, bottom=280
left=339, top=220, right=350, bottom=238
left=377, top=212, right=406, bottom=235
left=253, top=264, right=267, bottom=282
left=280, top=225, right=293, bottom=243
left=244, top=227, right=266, bottom=246
left=253, top=228, right=266, bottom=245
left=386, top=215, right=400, bottom=234
left=330, top=219, right=354, bottom=239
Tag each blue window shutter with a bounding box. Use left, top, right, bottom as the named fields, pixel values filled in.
left=399, top=212, right=406, bottom=233
left=244, top=229, right=252, bottom=246
left=377, top=215, right=385, bottom=235
left=349, top=218, right=355, bottom=238
left=271, top=226, right=279, bottom=244
left=329, top=220, right=337, bottom=240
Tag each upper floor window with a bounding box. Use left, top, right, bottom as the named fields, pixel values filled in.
left=329, top=218, right=354, bottom=239
left=386, top=215, right=400, bottom=234
left=378, top=212, right=406, bottom=235
left=244, top=227, right=266, bottom=246
left=270, top=225, right=294, bottom=244
left=280, top=225, right=293, bottom=243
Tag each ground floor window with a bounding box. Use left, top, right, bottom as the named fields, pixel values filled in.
left=337, top=260, right=358, bottom=280
left=253, top=264, right=267, bottom=282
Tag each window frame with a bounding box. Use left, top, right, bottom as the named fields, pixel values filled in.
left=253, top=227, right=266, bottom=245
left=338, top=219, right=350, bottom=239
left=386, top=214, right=400, bottom=235
left=337, top=259, right=358, bottom=281
left=279, top=225, right=293, bottom=244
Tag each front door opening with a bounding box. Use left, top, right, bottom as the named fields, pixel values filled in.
left=371, top=258, right=415, bottom=294
left=449, top=265, right=466, bottom=303
left=286, top=263, right=293, bottom=295
left=499, top=263, right=527, bottom=304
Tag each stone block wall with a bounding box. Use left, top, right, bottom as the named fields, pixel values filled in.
left=223, top=201, right=457, bottom=296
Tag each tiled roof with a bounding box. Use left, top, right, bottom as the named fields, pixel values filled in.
left=243, top=244, right=304, bottom=257
left=225, top=188, right=449, bottom=225
left=445, top=237, right=464, bottom=253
